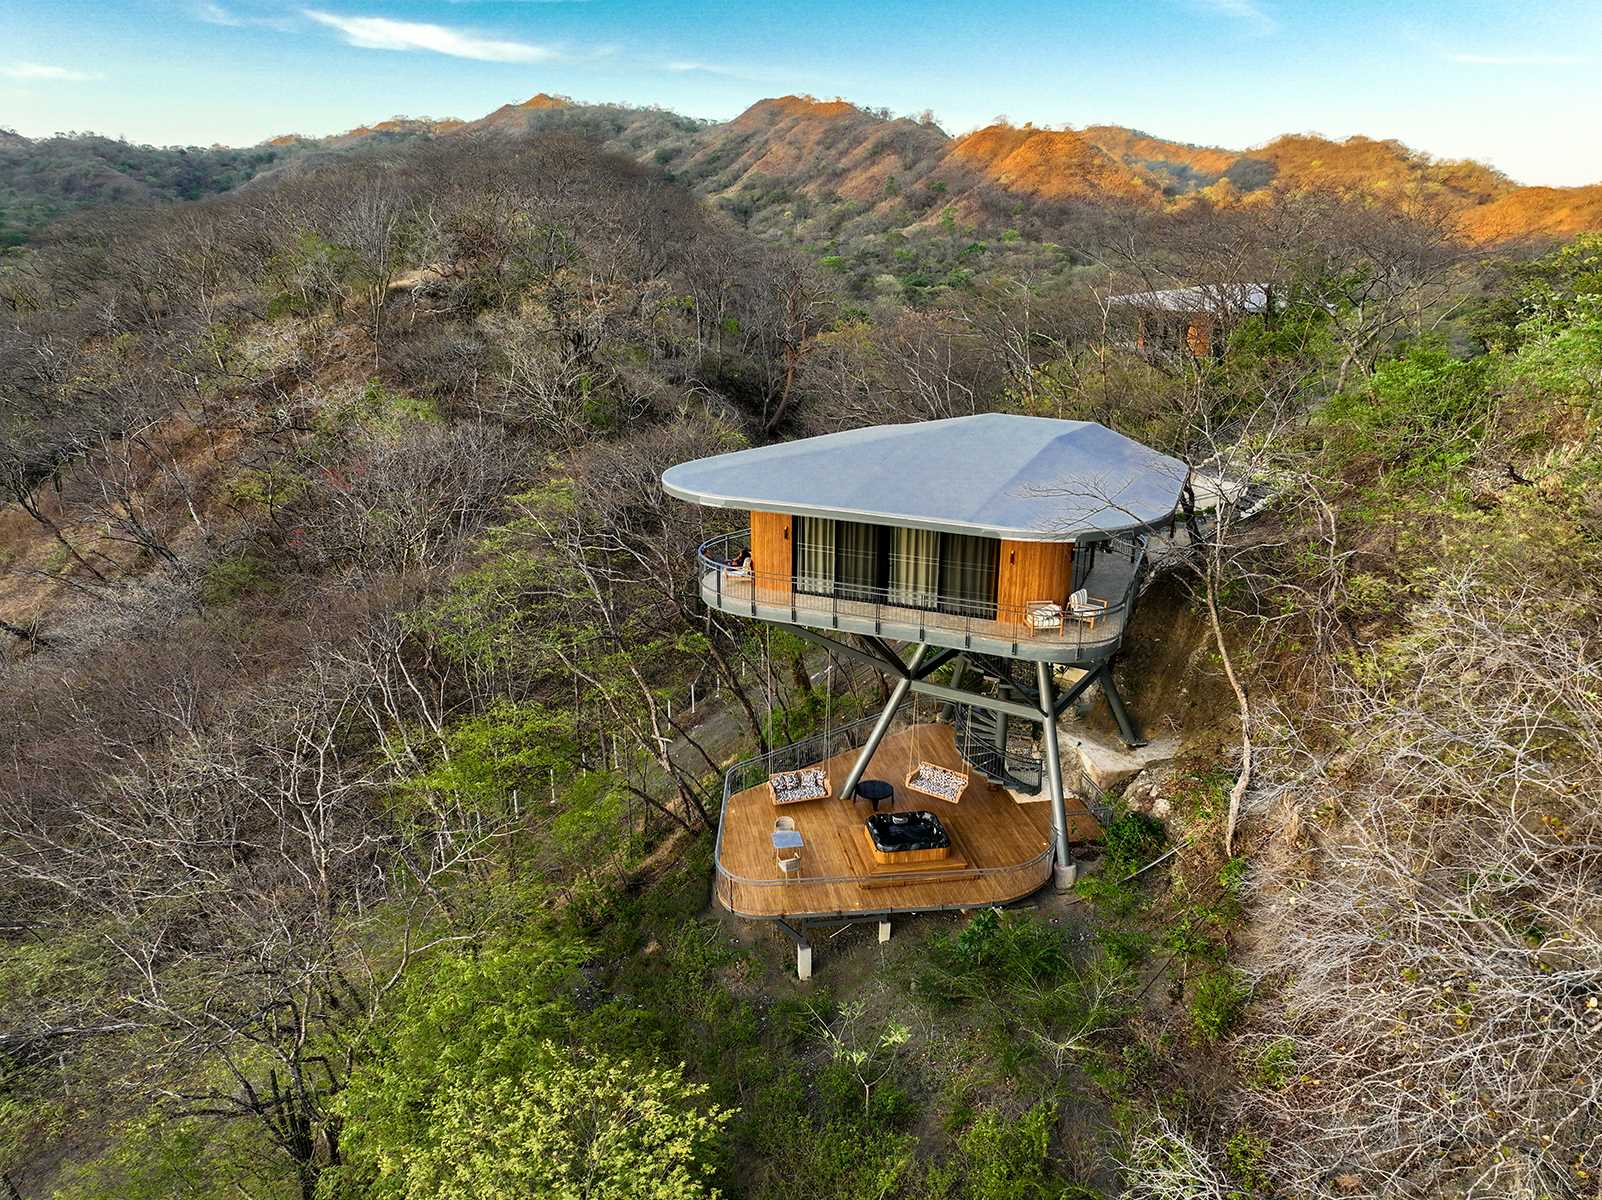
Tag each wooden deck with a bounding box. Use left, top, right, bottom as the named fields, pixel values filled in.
left=713, top=724, right=1103, bottom=920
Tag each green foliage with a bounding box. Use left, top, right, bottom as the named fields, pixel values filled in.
left=945, top=1103, right=1062, bottom=1200
left=1172, top=767, right=1232, bottom=826
left=759, top=1120, right=918, bottom=1200
left=328, top=379, right=439, bottom=432
left=1095, top=924, right=1152, bottom=972
left=394, top=699, right=579, bottom=815
left=1499, top=294, right=1602, bottom=405
left=335, top=933, right=590, bottom=1192
left=1321, top=339, right=1493, bottom=479
left=226, top=462, right=310, bottom=512
left=0, top=1092, right=65, bottom=1176
left=0, top=930, right=112, bottom=1013
left=1075, top=807, right=1166, bottom=918
left=1476, top=232, right=1602, bottom=348
left=1189, top=967, right=1248, bottom=1042
left=386, top=1045, right=733, bottom=1200
left=54, top=1113, right=294, bottom=1200
left=266, top=231, right=359, bottom=318
left=921, top=908, right=1070, bottom=1005
left=200, top=550, right=269, bottom=607
left=1103, top=809, right=1166, bottom=876
left=916, top=909, right=1130, bottom=1091
left=1248, top=1037, right=1297, bottom=1090
left=1223, top=1128, right=1270, bottom=1194
left=0, top=135, right=289, bottom=247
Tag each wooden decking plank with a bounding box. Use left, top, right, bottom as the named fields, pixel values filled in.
left=715, top=723, right=1082, bottom=918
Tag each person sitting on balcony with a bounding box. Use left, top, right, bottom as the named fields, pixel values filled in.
left=725, top=546, right=753, bottom=577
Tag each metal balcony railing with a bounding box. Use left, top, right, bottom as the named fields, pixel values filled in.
left=694, top=530, right=1147, bottom=662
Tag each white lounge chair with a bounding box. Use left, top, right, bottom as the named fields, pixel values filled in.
left=1067, top=588, right=1110, bottom=628
left=1025, top=600, right=1063, bottom=631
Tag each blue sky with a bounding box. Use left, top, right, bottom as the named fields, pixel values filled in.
left=2, top=0, right=1599, bottom=186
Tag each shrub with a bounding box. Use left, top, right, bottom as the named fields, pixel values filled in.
left=1223, top=1128, right=1270, bottom=1193
left=1321, top=339, right=1493, bottom=478
left=199, top=551, right=267, bottom=607
left=950, top=1103, right=1061, bottom=1200
left=1189, top=968, right=1247, bottom=1042
left=1248, top=1037, right=1296, bottom=1090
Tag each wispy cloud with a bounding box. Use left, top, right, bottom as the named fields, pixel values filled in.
left=199, top=2, right=295, bottom=30
left=303, top=10, right=557, bottom=62
left=661, top=60, right=779, bottom=82
left=0, top=62, right=101, bottom=81
left=1188, top=0, right=1277, bottom=34
left=1447, top=50, right=1590, bottom=66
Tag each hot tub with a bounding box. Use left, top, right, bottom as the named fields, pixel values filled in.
left=863, top=810, right=951, bottom=865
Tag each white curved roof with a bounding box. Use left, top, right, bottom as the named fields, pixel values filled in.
left=661, top=413, right=1186, bottom=541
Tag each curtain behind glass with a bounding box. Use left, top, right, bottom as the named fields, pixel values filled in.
left=836, top=521, right=880, bottom=602
left=795, top=517, right=836, bottom=594
left=938, top=533, right=999, bottom=618
left=889, top=527, right=940, bottom=608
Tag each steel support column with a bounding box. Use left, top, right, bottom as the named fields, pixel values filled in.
left=1036, top=660, right=1073, bottom=875
left=840, top=644, right=928, bottom=800
left=1101, top=667, right=1144, bottom=748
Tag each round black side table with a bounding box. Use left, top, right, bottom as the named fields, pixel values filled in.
left=855, top=779, right=894, bottom=812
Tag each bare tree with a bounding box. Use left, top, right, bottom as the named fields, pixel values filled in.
left=1244, top=565, right=1602, bottom=1198
left=0, top=623, right=504, bottom=1198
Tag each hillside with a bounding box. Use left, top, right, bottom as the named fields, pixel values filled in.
left=1081, top=125, right=1243, bottom=194
left=2, top=108, right=1600, bottom=1200
left=1459, top=181, right=1602, bottom=242
left=947, top=123, right=1158, bottom=203
left=0, top=132, right=293, bottom=247
left=5, top=95, right=1599, bottom=252
left=448, top=94, right=1602, bottom=244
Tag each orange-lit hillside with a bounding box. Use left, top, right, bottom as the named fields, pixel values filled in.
left=948, top=124, right=1157, bottom=203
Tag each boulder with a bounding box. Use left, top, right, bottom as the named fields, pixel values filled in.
left=1062, top=730, right=1179, bottom=793
left=1123, top=762, right=1179, bottom=820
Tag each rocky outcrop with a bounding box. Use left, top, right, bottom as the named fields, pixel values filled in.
left=1061, top=729, right=1179, bottom=792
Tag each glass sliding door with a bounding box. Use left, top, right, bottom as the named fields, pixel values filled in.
left=888, top=527, right=940, bottom=609
left=793, top=516, right=836, bottom=595
left=937, top=532, right=999, bottom=619
left=836, top=521, right=883, bottom=602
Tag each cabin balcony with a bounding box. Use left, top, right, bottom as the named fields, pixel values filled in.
left=696, top=530, right=1146, bottom=664
left=713, top=717, right=1104, bottom=921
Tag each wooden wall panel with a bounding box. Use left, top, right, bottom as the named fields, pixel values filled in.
left=749, top=510, right=792, bottom=600
left=996, top=539, right=1072, bottom=624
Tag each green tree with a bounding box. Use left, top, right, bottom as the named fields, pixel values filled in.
left=405, top=1047, right=732, bottom=1200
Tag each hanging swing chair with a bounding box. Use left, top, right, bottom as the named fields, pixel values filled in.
left=767, top=646, right=834, bottom=806
left=903, top=692, right=969, bottom=804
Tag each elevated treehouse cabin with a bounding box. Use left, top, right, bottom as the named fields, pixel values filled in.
left=663, top=414, right=1185, bottom=975
left=1108, top=282, right=1274, bottom=360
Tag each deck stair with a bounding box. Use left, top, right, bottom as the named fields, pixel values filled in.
left=947, top=654, right=1045, bottom=795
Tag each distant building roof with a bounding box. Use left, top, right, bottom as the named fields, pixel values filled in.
left=661, top=413, right=1186, bottom=542
left=1108, top=283, right=1274, bottom=315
